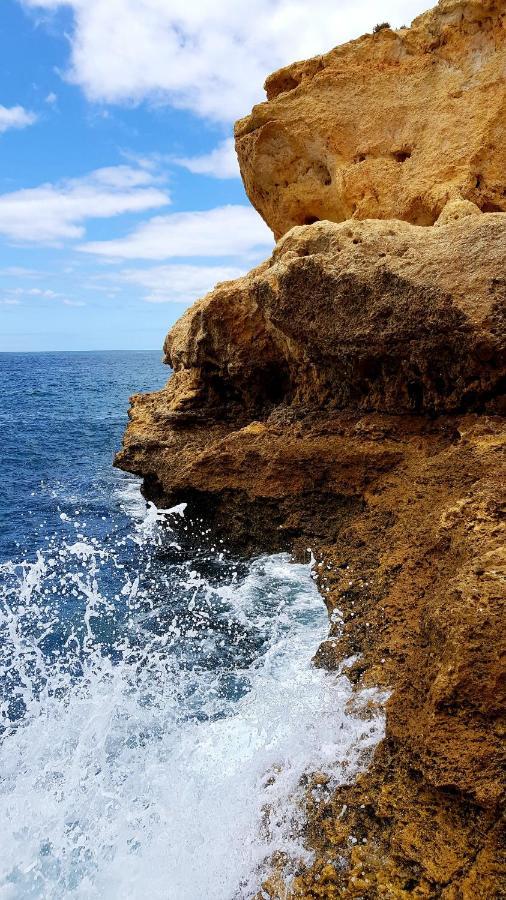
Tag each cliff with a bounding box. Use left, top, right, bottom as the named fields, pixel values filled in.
left=235, top=0, right=506, bottom=239
left=116, top=1, right=505, bottom=896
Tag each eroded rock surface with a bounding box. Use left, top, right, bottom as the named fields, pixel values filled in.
left=235, top=0, right=506, bottom=239
left=117, top=213, right=505, bottom=896
left=122, top=214, right=505, bottom=443
left=116, top=1, right=505, bottom=894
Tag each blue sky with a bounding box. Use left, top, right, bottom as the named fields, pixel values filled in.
left=0, top=0, right=429, bottom=351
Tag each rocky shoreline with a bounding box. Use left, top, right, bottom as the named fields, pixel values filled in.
left=116, top=1, right=505, bottom=895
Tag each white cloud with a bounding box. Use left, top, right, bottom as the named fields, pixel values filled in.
left=0, top=165, right=170, bottom=243
left=0, top=266, right=43, bottom=277
left=0, top=104, right=37, bottom=133
left=30, top=288, right=58, bottom=297
left=45, top=92, right=58, bottom=105
left=120, top=262, right=247, bottom=303
left=1, top=285, right=87, bottom=307
left=175, top=137, right=239, bottom=179
left=79, top=205, right=273, bottom=260
left=8, top=287, right=59, bottom=297
left=22, top=1, right=432, bottom=121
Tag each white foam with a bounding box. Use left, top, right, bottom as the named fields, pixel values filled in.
left=0, top=533, right=386, bottom=899
left=114, top=476, right=148, bottom=521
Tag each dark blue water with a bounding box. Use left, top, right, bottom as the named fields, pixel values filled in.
left=0, top=351, right=268, bottom=713
left=0, top=351, right=168, bottom=563
left=0, top=352, right=363, bottom=900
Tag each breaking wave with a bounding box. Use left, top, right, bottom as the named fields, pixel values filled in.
left=0, top=494, right=385, bottom=899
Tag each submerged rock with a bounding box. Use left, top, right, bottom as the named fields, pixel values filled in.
left=116, top=1, right=505, bottom=895
left=235, top=0, right=506, bottom=239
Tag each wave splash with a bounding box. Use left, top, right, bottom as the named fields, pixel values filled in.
left=0, top=497, right=385, bottom=899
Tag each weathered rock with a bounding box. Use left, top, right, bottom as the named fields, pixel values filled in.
left=116, top=1, right=506, bottom=894
left=120, top=214, right=506, bottom=460
left=116, top=211, right=505, bottom=894
left=235, top=0, right=506, bottom=239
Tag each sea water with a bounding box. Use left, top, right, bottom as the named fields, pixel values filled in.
left=0, top=352, right=385, bottom=899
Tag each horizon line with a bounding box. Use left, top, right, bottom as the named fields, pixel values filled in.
left=0, top=348, right=164, bottom=354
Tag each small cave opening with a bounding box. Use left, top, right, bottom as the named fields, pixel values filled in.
left=392, top=149, right=412, bottom=163
left=266, top=73, right=301, bottom=100
left=280, top=75, right=301, bottom=94
left=260, top=362, right=292, bottom=406
left=303, top=215, right=320, bottom=225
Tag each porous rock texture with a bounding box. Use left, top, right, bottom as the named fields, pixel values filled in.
left=116, top=2, right=506, bottom=896
left=235, top=0, right=506, bottom=239
left=117, top=213, right=506, bottom=897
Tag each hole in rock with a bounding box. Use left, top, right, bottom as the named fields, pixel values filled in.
left=303, top=215, right=320, bottom=225
left=267, top=73, right=301, bottom=99
left=261, top=362, right=292, bottom=405
left=405, top=202, right=438, bottom=226
left=311, top=162, right=332, bottom=186
left=280, top=75, right=300, bottom=93
left=392, top=150, right=412, bottom=163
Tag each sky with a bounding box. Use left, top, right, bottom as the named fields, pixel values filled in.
left=0, top=0, right=430, bottom=351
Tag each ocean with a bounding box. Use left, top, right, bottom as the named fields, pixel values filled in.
left=0, top=351, right=384, bottom=899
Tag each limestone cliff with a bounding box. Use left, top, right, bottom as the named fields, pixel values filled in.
left=235, top=0, right=506, bottom=239
left=116, top=1, right=505, bottom=896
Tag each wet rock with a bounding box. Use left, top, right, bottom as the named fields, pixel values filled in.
left=116, top=1, right=506, bottom=894
left=116, top=215, right=505, bottom=897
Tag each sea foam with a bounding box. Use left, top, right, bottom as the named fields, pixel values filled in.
left=0, top=497, right=386, bottom=899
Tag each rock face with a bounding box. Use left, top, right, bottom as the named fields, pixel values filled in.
left=116, top=2, right=506, bottom=896
left=164, top=214, right=505, bottom=417
left=235, top=0, right=506, bottom=239
left=117, top=213, right=505, bottom=895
